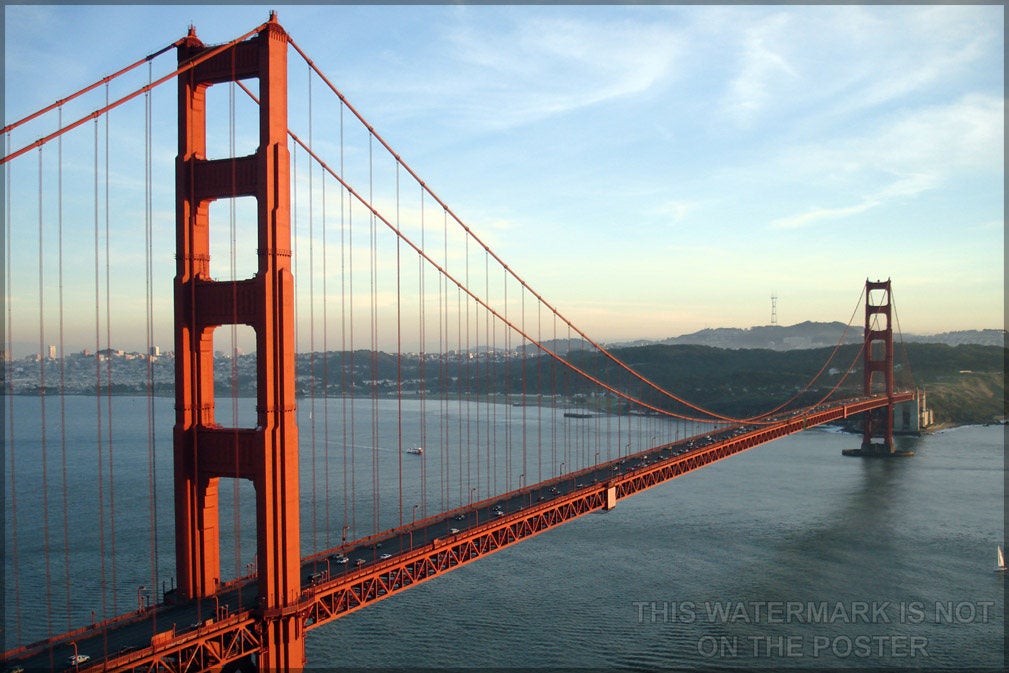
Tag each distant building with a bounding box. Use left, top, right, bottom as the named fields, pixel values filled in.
left=150, top=345, right=161, bottom=357
left=47, top=344, right=56, bottom=359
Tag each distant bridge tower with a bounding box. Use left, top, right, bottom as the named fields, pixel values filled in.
left=859, top=278, right=899, bottom=455
left=174, top=14, right=304, bottom=668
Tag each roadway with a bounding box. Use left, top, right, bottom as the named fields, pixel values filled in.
left=9, top=418, right=743, bottom=672
left=7, top=395, right=901, bottom=671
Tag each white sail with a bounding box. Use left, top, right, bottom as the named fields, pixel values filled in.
left=996, top=545, right=1006, bottom=572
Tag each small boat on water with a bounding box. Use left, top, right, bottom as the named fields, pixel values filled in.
left=996, top=545, right=1006, bottom=572
left=406, top=446, right=423, bottom=456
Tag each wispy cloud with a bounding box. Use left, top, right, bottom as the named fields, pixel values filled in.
left=714, top=5, right=999, bottom=130
left=770, top=202, right=876, bottom=231
left=653, top=200, right=696, bottom=225
left=720, top=12, right=799, bottom=126
left=767, top=92, right=1001, bottom=230
left=771, top=173, right=941, bottom=230
left=434, top=12, right=681, bottom=130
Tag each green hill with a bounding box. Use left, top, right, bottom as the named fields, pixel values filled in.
left=285, top=343, right=1004, bottom=426
left=491, top=342, right=1006, bottom=426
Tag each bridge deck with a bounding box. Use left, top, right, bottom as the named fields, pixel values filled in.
left=6, top=393, right=914, bottom=672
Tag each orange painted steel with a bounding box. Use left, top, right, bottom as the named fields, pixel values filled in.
left=89, top=614, right=262, bottom=673
left=861, top=279, right=896, bottom=453
left=173, top=14, right=304, bottom=670
left=297, top=393, right=914, bottom=634
left=7, top=394, right=912, bottom=672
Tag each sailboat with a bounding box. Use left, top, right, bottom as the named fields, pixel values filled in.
left=996, top=545, right=1006, bottom=572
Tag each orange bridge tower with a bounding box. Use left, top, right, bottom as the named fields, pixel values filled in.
left=853, top=278, right=913, bottom=457
left=173, top=14, right=304, bottom=668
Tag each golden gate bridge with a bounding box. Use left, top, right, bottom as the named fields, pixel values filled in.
left=3, top=15, right=919, bottom=671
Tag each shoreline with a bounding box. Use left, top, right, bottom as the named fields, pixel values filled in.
left=3, top=391, right=1003, bottom=431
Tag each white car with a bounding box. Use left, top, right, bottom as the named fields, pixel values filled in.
left=67, top=654, right=91, bottom=667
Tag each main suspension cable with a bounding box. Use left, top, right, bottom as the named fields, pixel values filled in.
left=890, top=286, right=918, bottom=390
left=746, top=285, right=867, bottom=422
left=284, top=34, right=833, bottom=426
left=1, top=39, right=182, bottom=136
left=1, top=24, right=267, bottom=165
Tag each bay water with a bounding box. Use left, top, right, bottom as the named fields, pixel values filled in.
left=4, top=395, right=1003, bottom=669
left=304, top=424, right=1005, bottom=670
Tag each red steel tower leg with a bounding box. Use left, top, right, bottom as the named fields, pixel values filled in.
left=174, top=14, right=304, bottom=669
left=861, top=278, right=895, bottom=455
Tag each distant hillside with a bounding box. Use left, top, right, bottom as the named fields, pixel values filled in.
left=573, top=342, right=1006, bottom=426
left=904, top=329, right=1007, bottom=347
left=613, top=322, right=1006, bottom=351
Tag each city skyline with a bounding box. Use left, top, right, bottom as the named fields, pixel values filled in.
left=4, top=4, right=1004, bottom=357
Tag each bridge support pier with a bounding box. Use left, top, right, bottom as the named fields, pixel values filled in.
left=174, top=14, right=305, bottom=668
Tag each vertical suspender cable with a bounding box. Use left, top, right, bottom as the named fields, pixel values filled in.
left=369, top=134, right=379, bottom=536
left=445, top=206, right=454, bottom=510
left=418, top=188, right=427, bottom=518
left=321, top=150, right=331, bottom=552
left=92, top=114, right=109, bottom=626
left=459, top=232, right=465, bottom=506
left=489, top=251, right=494, bottom=492
left=536, top=297, right=543, bottom=484
left=307, top=65, right=318, bottom=560
left=143, top=63, right=160, bottom=631
left=339, top=102, right=352, bottom=541
left=521, top=287, right=527, bottom=493
left=464, top=235, right=470, bottom=504
left=5, top=133, right=24, bottom=646
left=102, top=83, right=119, bottom=619
left=435, top=205, right=443, bottom=510
left=564, top=324, right=571, bottom=472
left=438, top=201, right=448, bottom=512
left=349, top=195, right=357, bottom=540
left=485, top=250, right=491, bottom=496
left=348, top=188, right=357, bottom=540
left=890, top=289, right=917, bottom=389
left=502, top=267, right=508, bottom=489
left=396, top=163, right=403, bottom=529
left=551, top=312, right=557, bottom=477
left=57, top=106, right=73, bottom=632
left=37, top=147, right=54, bottom=640
left=480, top=249, right=487, bottom=497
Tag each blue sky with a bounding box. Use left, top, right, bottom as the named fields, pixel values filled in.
left=3, top=4, right=1004, bottom=355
